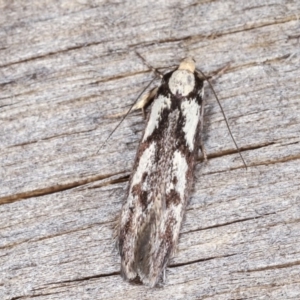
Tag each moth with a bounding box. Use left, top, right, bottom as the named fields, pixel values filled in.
left=118, top=57, right=205, bottom=287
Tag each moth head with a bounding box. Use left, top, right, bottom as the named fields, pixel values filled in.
left=178, top=57, right=195, bottom=73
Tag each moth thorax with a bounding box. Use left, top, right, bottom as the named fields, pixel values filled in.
left=169, top=69, right=195, bottom=96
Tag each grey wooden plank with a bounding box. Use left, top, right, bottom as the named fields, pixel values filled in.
left=1, top=0, right=300, bottom=299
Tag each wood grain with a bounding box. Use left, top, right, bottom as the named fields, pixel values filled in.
left=1, top=0, right=300, bottom=299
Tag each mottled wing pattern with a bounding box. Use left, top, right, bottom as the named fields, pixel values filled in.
left=119, top=61, right=204, bottom=287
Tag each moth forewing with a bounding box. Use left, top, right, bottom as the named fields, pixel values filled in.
left=118, top=58, right=204, bottom=287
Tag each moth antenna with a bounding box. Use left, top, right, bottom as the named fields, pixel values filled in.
left=196, top=69, right=247, bottom=169
left=97, top=77, right=156, bottom=153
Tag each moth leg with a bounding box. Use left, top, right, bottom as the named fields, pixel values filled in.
left=195, top=63, right=230, bottom=82
left=195, top=84, right=207, bottom=162
left=133, top=87, right=158, bottom=120
left=107, top=87, right=158, bottom=119
left=135, top=51, right=163, bottom=79
left=198, top=121, right=208, bottom=162
left=209, top=63, right=230, bottom=80
left=199, top=139, right=208, bottom=162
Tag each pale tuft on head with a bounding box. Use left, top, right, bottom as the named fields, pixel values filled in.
left=178, top=57, right=195, bottom=73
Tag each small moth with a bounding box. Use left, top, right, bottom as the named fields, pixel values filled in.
left=118, top=58, right=205, bottom=287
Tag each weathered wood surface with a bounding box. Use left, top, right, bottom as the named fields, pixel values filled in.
left=1, top=0, right=300, bottom=299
